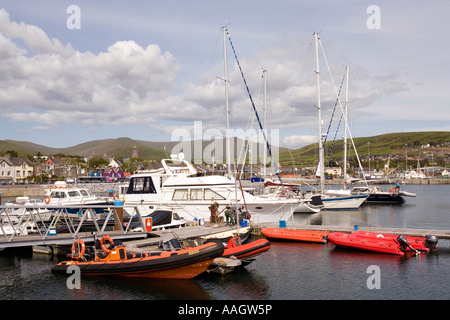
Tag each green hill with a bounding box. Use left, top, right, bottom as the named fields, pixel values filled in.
left=1, top=132, right=449, bottom=167
left=278, top=131, right=450, bottom=167
left=0, top=138, right=170, bottom=160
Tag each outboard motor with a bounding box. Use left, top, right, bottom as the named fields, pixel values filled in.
left=397, top=235, right=419, bottom=254
left=425, top=235, right=438, bottom=252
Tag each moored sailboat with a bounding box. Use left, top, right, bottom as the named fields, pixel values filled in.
left=311, top=34, right=367, bottom=210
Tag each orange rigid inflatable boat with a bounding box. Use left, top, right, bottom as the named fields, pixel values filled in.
left=261, top=228, right=329, bottom=243
left=52, top=235, right=224, bottom=279
left=328, top=231, right=438, bottom=256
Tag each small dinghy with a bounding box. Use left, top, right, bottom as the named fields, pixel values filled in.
left=328, top=231, right=438, bottom=256
left=206, top=237, right=270, bottom=274
left=52, top=235, right=224, bottom=279
left=261, top=227, right=329, bottom=243
left=207, top=257, right=242, bottom=275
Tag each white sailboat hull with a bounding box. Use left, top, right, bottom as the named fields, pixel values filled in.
left=294, top=201, right=322, bottom=213
left=321, top=194, right=367, bottom=210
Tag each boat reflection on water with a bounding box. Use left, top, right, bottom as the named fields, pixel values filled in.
left=198, top=266, right=271, bottom=300
left=86, top=276, right=216, bottom=300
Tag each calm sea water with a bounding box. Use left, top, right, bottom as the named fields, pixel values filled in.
left=1, top=184, right=449, bottom=302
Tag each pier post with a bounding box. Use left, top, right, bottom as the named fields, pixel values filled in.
left=114, top=199, right=124, bottom=231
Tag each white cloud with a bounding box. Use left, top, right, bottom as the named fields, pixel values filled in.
left=1, top=3, right=446, bottom=148
left=282, top=135, right=317, bottom=149
left=0, top=9, right=74, bottom=57
left=0, top=8, right=179, bottom=127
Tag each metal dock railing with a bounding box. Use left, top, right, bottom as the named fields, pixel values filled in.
left=0, top=204, right=147, bottom=249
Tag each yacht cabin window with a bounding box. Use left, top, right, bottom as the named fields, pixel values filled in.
left=204, top=189, right=225, bottom=200
left=127, top=177, right=157, bottom=194
left=172, top=189, right=188, bottom=200
left=190, top=189, right=203, bottom=200
left=172, top=188, right=225, bottom=201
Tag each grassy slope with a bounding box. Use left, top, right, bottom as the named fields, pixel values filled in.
left=1, top=132, right=449, bottom=165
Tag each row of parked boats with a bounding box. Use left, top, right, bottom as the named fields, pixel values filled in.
left=261, top=227, right=439, bottom=256
left=51, top=223, right=438, bottom=280
left=1, top=155, right=417, bottom=238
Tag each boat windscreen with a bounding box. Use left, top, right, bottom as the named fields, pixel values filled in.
left=127, top=177, right=157, bottom=194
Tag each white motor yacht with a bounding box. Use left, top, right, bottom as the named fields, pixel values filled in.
left=123, top=158, right=299, bottom=224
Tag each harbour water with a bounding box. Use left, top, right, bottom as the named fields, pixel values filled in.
left=1, top=184, right=449, bottom=303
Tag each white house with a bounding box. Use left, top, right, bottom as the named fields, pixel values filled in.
left=0, top=157, right=14, bottom=184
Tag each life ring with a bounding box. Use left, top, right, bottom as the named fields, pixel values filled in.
left=100, top=235, right=114, bottom=254
left=71, top=239, right=85, bottom=259
left=390, top=187, right=396, bottom=194
left=44, top=195, right=51, bottom=204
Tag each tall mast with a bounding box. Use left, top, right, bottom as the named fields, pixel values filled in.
left=344, top=65, right=349, bottom=189
left=222, top=26, right=231, bottom=178
left=314, top=32, right=325, bottom=193
left=263, top=69, right=267, bottom=180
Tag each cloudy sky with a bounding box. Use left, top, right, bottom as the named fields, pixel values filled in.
left=0, top=1, right=449, bottom=151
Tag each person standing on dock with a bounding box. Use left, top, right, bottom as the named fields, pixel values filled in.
left=225, top=206, right=236, bottom=226
left=208, top=201, right=219, bottom=223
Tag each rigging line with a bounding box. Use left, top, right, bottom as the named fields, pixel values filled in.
left=238, top=73, right=265, bottom=179
left=324, top=72, right=346, bottom=145
left=318, top=38, right=368, bottom=186
left=326, top=72, right=346, bottom=159
left=226, top=32, right=283, bottom=185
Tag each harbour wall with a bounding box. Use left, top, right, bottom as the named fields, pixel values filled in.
left=0, top=183, right=123, bottom=199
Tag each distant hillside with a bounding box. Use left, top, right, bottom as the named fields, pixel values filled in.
left=2, top=132, right=448, bottom=165
left=279, top=131, right=450, bottom=167
left=1, top=138, right=171, bottom=160
left=0, top=136, right=284, bottom=163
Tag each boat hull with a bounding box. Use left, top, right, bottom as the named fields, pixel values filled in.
left=352, top=231, right=432, bottom=252
left=52, top=241, right=224, bottom=279
left=294, top=201, right=322, bottom=213
left=222, top=238, right=271, bottom=260
left=321, top=194, right=367, bottom=210
left=125, top=200, right=299, bottom=224
left=261, top=228, right=329, bottom=243
left=328, top=231, right=435, bottom=255
left=328, top=232, right=404, bottom=255
left=365, top=194, right=405, bottom=204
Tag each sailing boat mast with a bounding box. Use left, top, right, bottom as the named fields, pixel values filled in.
left=222, top=26, right=232, bottom=179
left=343, top=65, right=349, bottom=189
left=314, top=32, right=325, bottom=193
left=263, top=69, right=267, bottom=180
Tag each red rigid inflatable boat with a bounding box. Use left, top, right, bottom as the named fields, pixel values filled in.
left=222, top=237, right=270, bottom=266
left=261, top=227, right=329, bottom=243
left=328, top=231, right=438, bottom=256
